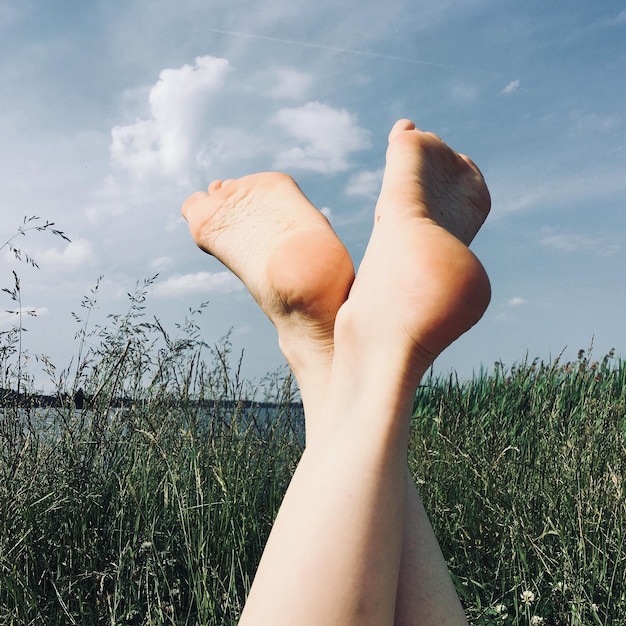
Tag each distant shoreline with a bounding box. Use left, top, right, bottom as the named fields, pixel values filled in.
left=0, top=387, right=304, bottom=411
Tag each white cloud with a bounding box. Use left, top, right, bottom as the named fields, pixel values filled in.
left=151, top=271, right=243, bottom=297
left=267, top=67, right=312, bottom=99
left=232, top=325, right=251, bottom=337
left=150, top=256, right=173, bottom=271
left=508, top=297, right=527, bottom=307
left=38, top=239, right=95, bottom=269
left=107, top=58, right=371, bottom=185
left=195, top=126, right=267, bottom=174
left=502, top=79, right=520, bottom=95
left=272, top=102, right=370, bottom=173
left=539, top=231, right=621, bottom=256
left=0, top=307, right=48, bottom=328
left=491, top=169, right=626, bottom=217
left=0, top=310, right=18, bottom=328
left=84, top=200, right=128, bottom=224
left=166, top=212, right=185, bottom=233
left=540, top=232, right=586, bottom=252
left=345, top=169, right=383, bottom=198
left=110, top=56, right=230, bottom=181
left=320, top=207, right=333, bottom=220
left=84, top=175, right=131, bottom=223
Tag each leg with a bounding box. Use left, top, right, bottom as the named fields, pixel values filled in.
left=380, top=120, right=490, bottom=625
left=181, top=121, right=490, bottom=623
left=183, top=175, right=406, bottom=623
left=395, top=478, right=467, bottom=625
left=239, top=120, right=490, bottom=624
left=181, top=173, right=355, bottom=437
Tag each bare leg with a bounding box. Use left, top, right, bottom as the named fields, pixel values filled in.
left=181, top=173, right=355, bottom=437
left=181, top=121, right=490, bottom=624
left=239, top=121, right=490, bottom=624
left=379, top=120, right=490, bottom=626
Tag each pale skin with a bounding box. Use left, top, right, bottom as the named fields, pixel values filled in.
left=182, top=119, right=491, bottom=624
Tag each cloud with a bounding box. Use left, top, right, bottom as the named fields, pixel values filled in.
left=508, top=297, right=527, bottom=307
left=345, top=169, right=383, bottom=198
left=150, top=256, right=174, bottom=271
left=491, top=169, right=626, bottom=218
left=110, top=56, right=230, bottom=181
left=539, top=231, right=621, bottom=256
left=151, top=271, right=243, bottom=297
left=272, top=102, right=370, bottom=173
left=195, top=126, right=267, bottom=174
left=0, top=307, right=49, bottom=328
left=232, top=325, right=251, bottom=337
left=320, top=207, right=333, bottom=220
left=38, top=239, right=95, bottom=269
left=266, top=67, right=312, bottom=99
left=501, top=79, right=520, bottom=95
left=107, top=57, right=371, bottom=183
left=84, top=175, right=132, bottom=223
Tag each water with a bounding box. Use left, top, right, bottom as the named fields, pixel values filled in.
left=0, top=397, right=306, bottom=446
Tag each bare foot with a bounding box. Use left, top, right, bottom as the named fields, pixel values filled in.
left=334, top=120, right=491, bottom=402
left=381, top=119, right=490, bottom=245
left=181, top=173, right=355, bottom=426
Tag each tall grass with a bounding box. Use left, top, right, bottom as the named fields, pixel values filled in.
left=3, top=324, right=624, bottom=625
left=1, top=221, right=624, bottom=624
left=1, top=280, right=303, bottom=625
left=411, top=351, right=626, bottom=625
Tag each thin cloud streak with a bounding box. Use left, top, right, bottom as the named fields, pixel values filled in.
left=208, top=29, right=502, bottom=76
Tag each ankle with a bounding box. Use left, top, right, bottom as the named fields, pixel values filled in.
left=330, top=303, right=428, bottom=415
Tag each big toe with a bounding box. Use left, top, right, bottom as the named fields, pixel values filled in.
left=388, top=119, right=416, bottom=142
left=181, top=191, right=208, bottom=220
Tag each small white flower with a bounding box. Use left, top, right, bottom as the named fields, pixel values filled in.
left=495, top=604, right=507, bottom=615
left=592, top=603, right=599, bottom=612
left=531, top=617, right=544, bottom=625
left=520, top=590, right=535, bottom=606
left=140, top=540, right=153, bottom=551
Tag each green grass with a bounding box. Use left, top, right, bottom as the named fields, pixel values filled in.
left=1, top=274, right=625, bottom=624
left=0, top=276, right=301, bottom=625
left=411, top=351, right=626, bottom=625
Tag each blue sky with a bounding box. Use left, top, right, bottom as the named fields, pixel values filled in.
left=1, top=0, right=625, bottom=390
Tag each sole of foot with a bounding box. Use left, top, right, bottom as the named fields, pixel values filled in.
left=181, top=172, right=355, bottom=375
left=334, top=120, right=491, bottom=393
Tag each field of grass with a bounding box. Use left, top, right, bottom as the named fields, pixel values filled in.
left=1, top=224, right=625, bottom=624
left=1, top=293, right=624, bottom=625
left=1, top=280, right=303, bottom=625
left=411, top=351, right=626, bottom=625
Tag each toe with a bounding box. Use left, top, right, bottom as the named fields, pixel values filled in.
left=208, top=180, right=224, bottom=194
left=388, top=119, right=416, bottom=142
left=181, top=191, right=208, bottom=219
